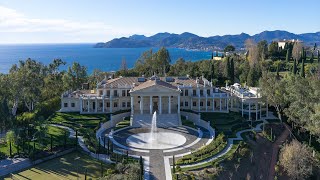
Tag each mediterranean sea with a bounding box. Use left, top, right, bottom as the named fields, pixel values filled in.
left=0, top=44, right=212, bottom=74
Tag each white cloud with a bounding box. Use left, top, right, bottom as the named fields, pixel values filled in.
left=0, top=5, right=149, bottom=43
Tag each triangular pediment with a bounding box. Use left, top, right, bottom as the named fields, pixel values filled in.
left=131, top=80, right=180, bottom=95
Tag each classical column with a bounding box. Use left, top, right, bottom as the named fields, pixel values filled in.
left=205, top=92, right=208, bottom=111
left=249, top=102, right=251, bottom=121
left=178, top=95, right=181, bottom=114
left=95, top=97, right=98, bottom=113
left=87, top=98, right=90, bottom=112
left=260, top=103, right=262, bottom=119
left=256, top=103, right=258, bottom=121
left=131, top=96, right=134, bottom=115
left=79, top=97, right=83, bottom=113
left=212, top=98, right=215, bottom=112
left=102, top=96, right=105, bottom=113
left=110, top=97, right=112, bottom=113
left=241, top=101, right=244, bottom=117
left=149, top=96, right=152, bottom=114
left=140, top=96, right=143, bottom=114
left=159, top=96, right=162, bottom=114
left=226, top=97, right=228, bottom=111
left=198, top=98, right=200, bottom=112
left=168, top=96, right=171, bottom=114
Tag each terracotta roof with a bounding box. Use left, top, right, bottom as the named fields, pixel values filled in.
left=132, top=79, right=178, bottom=91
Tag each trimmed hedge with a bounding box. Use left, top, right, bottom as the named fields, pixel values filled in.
left=176, top=134, right=227, bottom=165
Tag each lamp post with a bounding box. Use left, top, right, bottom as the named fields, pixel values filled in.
left=75, top=156, right=80, bottom=180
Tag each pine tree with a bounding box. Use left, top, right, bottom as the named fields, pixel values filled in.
left=301, top=57, right=305, bottom=78
left=293, top=59, right=297, bottom=75
left=286, top=49, right=290, bottom=63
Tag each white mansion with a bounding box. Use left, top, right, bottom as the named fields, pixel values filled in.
left=60, top=76, right=268, bottom=127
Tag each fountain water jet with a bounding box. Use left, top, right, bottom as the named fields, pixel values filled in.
left=149, top=111, right=157, bottom=141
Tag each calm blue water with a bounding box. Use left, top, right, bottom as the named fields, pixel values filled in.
left=0, top=44, right=212, bottom=74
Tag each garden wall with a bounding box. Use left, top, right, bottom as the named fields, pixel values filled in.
left=96, top=112, right=130, bottom=139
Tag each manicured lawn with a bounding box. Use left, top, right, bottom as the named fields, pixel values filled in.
left=201, top=112, right=247, bottom=134
left=5, top=151, right=113, bottom=180
left=48, top=112, right=109, bottom=128
left=181, top=116, right=197, bottom=129
left=114, top=117, right=131, bottom=131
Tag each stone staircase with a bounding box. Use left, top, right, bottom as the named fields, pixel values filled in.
left=132, top=113, right=181, bottom=128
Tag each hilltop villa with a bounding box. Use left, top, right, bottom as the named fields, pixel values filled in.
left=60, top=76, right=268, bottom=127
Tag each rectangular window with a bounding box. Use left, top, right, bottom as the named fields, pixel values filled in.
left=200, top=90, right=203, bottom=96
left=185, top=102, right=188, bottom=107
left=207, top=89, right=211, bottom=96
left=99, top=90, right=103, bottom=95
left=107, top=102, right=110, bottom=107
left=122, top=102, right=126, bottom=107
left=127, top=90, right=130, bottom=96
left=64, top=103, right=68, bottom=107
left=100, top=103, right=103, bottom=107
left=114, top=90, right=118, bottom=97
left=200, top=101, right=204, bottom=107
left=122, top=90, right=126, bottom=97
left=193, top=90, right=197, bottom=96
left=127, top=102, right=130, bottom=107
left=180, top=102, right=183, bottom=106
left=114, top=102, right=118, bottom=107
left=185, top=90, right=188, bottom=96
left=107, top=90, right=110, bottom=96
left=193, top=101, right=197, bottom=107
left=180, top=91, right=183, bottom=96
left=71, top=103, right=75, bottom=107
left=207, top=101, right=210, bottom=106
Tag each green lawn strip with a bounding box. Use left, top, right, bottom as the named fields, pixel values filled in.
left=114, top=117, right=131, bottom=131
left=176, top=134, right=227, bottom=165
left=5, top=151, right=115, bottom=180
left=181, top=116, right=197, bottom=129
left=177, top=141, right=241, bottom=172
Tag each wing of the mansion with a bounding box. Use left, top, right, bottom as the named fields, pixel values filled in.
left=60, top=76, right=268, bottom=127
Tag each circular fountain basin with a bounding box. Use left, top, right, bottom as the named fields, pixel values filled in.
left=126, top=132, right=187, bottom=149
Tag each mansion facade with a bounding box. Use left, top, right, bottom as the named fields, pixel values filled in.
left=60, top=76, right=268, bottom=127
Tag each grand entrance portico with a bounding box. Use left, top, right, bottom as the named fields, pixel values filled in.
left=129, top=79, right=182, bottom=127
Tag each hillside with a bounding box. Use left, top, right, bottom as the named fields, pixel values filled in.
left=95, top=30, right=320, bottom=50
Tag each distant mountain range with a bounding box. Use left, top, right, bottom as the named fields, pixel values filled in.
left=95, top=30, right=320, bottom=50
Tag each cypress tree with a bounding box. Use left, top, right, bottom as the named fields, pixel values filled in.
left=310, top=53, right=314, bottom=63
left=210, top=61, right=215, bottom=80
left=50, top=134, right=53, bottom=152
left=211, top=52, right=213, bottom=59
left=301, top=57, right=305, bottom=78
left=230, top=58, right=234, bottom=83
left=318, top=50, right=320, bottom=63
left=173, top=155, right=176, bottom=173
left=246, top=67, right=255, bottom=87
left=225, top=57, right=231, bottom=80
left=276, top=63, right=280, bottom=78
left=139, top=156, right=144, bottom=180
left=285, top=49, right=290, bottom=63
left=293, top=59, right=297, bottom=75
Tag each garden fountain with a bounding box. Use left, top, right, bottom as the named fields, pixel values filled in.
left=126, top=111, right=186, bottom=149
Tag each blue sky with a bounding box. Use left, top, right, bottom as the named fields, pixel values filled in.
left=0, top=0, right=319, bottom=43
